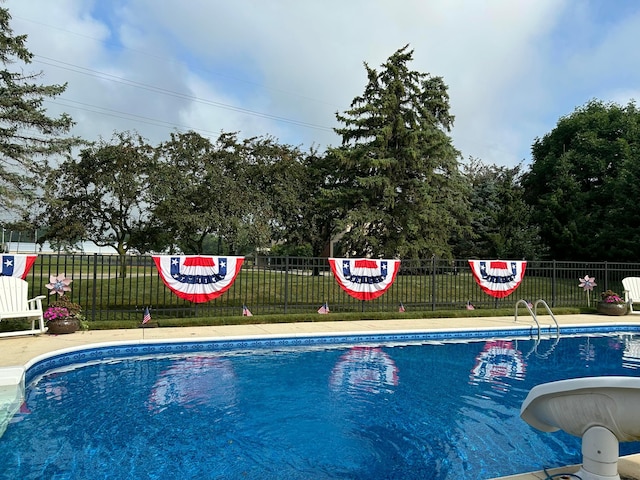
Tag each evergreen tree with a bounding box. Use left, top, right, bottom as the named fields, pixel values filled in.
left=325, top=45, right=469, bottom=259
left=0, top=5, right=79, bottom=217
left=456, top=157, right=545, bottom=259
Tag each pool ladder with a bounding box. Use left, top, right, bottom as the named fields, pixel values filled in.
left=515, top=299, right=560, bottom=358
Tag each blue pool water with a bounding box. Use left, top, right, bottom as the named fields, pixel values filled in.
left=2, top=332, right=640, bottom=479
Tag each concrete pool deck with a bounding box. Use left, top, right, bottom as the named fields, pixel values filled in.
left=1, top=313, right=640, bottom=479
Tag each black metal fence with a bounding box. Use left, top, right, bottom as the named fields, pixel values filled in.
left=15, top=254, right=640, bottom=323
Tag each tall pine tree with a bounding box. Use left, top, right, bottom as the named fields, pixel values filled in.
left=0, top=5, right=79, bottom=217
left=326, top=45, right=469, bottom=259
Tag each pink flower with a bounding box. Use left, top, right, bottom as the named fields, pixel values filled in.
left=45, top=274, right=72, bottom=296
left=44, top=306, right=70, bottom=321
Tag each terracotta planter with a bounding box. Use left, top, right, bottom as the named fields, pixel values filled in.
left=47, top=318, right=79, bottom=334
left=596, top=302, right=629, bottom=316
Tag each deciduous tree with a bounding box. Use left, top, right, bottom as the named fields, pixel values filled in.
left=522, top=100, right=640, bottom=260
left=40, top=131, right=153, bottom=276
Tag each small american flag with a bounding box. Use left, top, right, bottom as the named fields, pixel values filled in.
left=243, top=305, right=253, bottom=317
left=398, top=302, right=406, bottom=313
left=142, top=307, right=151, bottom=324
left=318, top=303, right=330, bottom=314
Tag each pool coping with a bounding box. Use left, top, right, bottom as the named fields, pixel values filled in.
left=22, top=322, right=640, bottom=385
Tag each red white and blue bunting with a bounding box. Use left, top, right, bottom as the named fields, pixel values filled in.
left=328, top=258, right=401, bottom=301
left=0, top=254, right=37, bottom=279
left=152, top=255, right=244, bottom=303
left=468, top=259, right=527, bottom=299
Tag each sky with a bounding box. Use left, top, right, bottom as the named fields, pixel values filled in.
left=4, top=0, right=640, bottom=168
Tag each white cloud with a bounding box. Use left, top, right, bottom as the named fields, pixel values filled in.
left=4, top=0, right=640, bottom=167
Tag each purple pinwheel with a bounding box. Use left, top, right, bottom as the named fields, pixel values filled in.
left=578, top=275, right=596, bottom=306
left=46, top=274, right=73, bottom=296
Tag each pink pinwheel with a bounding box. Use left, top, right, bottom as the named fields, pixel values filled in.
left=578, top=275, right=596, bottom=291
left=578, top=275, right=596, bottom=307
left=46, top=274, right=73, bottom=296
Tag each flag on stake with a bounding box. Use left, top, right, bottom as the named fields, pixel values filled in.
left=318, top=303, right=330, bottom=314
left=243, top=305, right=253, bottom=317
left=399, top=302, right=406, bottom=313
left=143, top=306, right=151, bottom=324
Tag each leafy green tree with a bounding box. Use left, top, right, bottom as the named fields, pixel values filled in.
left=149, top=131, right=230, bottom=255
left=522, top=100, right=640, bottom=260
left=0, top=6, right=80, bottom=218
left=325, top=45, right=470, bottom=259
left=244, top=139, right=334, bottom=257
left=150, top=132, right=325, bottom=256
left=149, top=131, right=270, bottom=255
left=295, top=150, right=343, bottom=257
left=456, top=157, right=545, bottom=259
left=39, top=131, right=153, bottom=276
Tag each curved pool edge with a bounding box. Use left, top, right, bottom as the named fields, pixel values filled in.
left=0, top=313, right=627, bottom=369
left=20, top=321, right=640, bottom=386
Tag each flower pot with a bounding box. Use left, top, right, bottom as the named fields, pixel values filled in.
left=47, top=318, right=79, bottom=334
left=596, top=302, right=629, bottom=316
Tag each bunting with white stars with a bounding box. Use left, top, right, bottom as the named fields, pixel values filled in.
left=152, top=255, right=244, bottom=303
left=0, top=254, right=37, bottom=279
left=328, top=258, right=401, bottom=301
left=468, top=259, right=527, bottom=298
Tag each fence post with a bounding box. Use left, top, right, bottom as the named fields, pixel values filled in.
left=284, top=256, right=289, bottom=314
left=431, top=256, right=437, bottom=311
left=552, top=260, right=557, bottom=308
left=91, top=253, right=98, bottom=322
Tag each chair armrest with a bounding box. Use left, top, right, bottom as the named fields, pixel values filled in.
left=27, top=295, right=45, bottom=310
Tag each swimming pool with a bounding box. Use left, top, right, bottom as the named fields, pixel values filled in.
left=2, top=327, right=640, bottom=479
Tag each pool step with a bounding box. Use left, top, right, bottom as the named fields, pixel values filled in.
left=0, top=366, right=25, bottom=438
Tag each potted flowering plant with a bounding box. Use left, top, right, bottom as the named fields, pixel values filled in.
left=44, top=295, right=87, bottom=334
left=44, top=274, right=88, bottom=334
left=597, top=289, right=628, bottom=316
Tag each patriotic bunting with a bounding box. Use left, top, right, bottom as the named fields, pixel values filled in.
left=468, top=259, right=527, bottom=299
left=0, top=254, right=37, bottom=279
left=152, top=255, right=244, bottom=303
left=328, top=258, right=401, bottom=301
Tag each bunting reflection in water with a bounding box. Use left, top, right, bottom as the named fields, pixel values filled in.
left=148, top=356, right=236, bottom=413
left=469, top=340, right=526, bottom=392
left=329, top=347, right=399, bottom=394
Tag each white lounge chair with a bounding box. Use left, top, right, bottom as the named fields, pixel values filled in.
left=622, top=277, right=640, bottom=314
left=0, top=276, right=46, bottom=338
